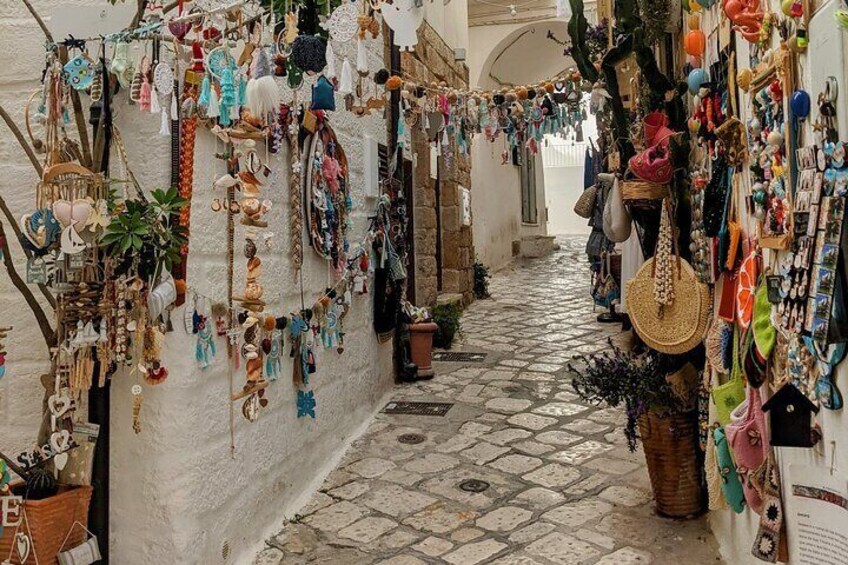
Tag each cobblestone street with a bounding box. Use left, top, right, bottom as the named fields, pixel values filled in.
left=255, top=237, right=723, bottom=565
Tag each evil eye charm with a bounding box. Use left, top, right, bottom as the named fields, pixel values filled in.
left=63, top=55, right=94, bottom=90
left=833, top=143, right=846, bottom=168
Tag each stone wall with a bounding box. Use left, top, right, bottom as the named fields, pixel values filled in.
left=402, top=21, right=475, bottom=306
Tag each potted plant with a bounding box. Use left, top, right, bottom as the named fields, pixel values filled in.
left=568, top=342, right=705, bottom=518
left=402, top=303, right=438, bottom=379
left=431, top=304, right=462, bottom=350
left=0, top=454, right=93, bottom=563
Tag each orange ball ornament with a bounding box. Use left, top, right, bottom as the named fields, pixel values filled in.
left=684, top=30, right=706, bottom=56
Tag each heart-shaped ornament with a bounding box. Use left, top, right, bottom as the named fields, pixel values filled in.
left=54, top=451, right=69, bottom=471
left=50, top=429, right=72, bottom=454
left=15, top=532, right=31, bottom=562
left=48, top=393, right=72, bottom=418
left=52, top=200, right=92, bottom=232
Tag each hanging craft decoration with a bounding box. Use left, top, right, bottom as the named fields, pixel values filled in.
left=322, top=1, right=360, bottom=43
left=381, top=0, right=425, bottom=52
left=302, top=119, right=351, bottom=269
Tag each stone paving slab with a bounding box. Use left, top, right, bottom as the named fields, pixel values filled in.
left=255, top=237, right=723, bottom=565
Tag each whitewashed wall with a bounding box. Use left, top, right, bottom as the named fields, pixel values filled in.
left=698, top=1, right=848, bottom=563
left=0, top=2, right=394, bottom=564
left=470, top=139, right=522, bottom=270
left=423, top=0, right=469, bottom=55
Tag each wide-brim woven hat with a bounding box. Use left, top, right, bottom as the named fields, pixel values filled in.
left=626, top=256, right=710, bottom=354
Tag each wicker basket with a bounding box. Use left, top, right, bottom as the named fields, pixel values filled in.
left=638, top=410, right=705, bottom=518
left=621, top=179, right=669, bottom=203
left=0, top=485, right=93, bottom=564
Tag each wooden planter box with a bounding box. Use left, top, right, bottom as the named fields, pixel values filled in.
left=0, top=485, right=93, bottom=564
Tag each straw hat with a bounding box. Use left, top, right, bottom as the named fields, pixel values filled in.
left=626, top=257, right=710, bottom=354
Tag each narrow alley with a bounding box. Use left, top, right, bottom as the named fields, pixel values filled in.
left=255, top=238, right=724, bottom=565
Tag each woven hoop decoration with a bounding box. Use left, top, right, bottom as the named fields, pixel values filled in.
left=621, top=179, right=669, bottom=202
left=626, top=256, right=710, bottom=355
left=639, top=410, right=705, bottom=518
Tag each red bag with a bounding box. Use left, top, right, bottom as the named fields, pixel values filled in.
left=718, top=270, right=738, bottom=322
left=628, top=143, right=674, bottom=184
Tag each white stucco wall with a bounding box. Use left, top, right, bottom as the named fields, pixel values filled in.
left=0, top=2, right=393, bottom=564
left=543, top=165, right=591, bottom=235
left=470, top=138, right=522, bottom=270
left=424, top=0, right=469, bottom=53
left=699, top=1, right=848, bottom=563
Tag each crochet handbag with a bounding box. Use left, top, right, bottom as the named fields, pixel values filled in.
left=713, top=426, right=746, bottom=513
left=726, top=385, right=770, bottom=512
left=711, top=325, right=746, bottom=426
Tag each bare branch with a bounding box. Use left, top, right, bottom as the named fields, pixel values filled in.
left=130, top=0, right=150, bottom=31
left=0, top=221, right=56, bottom=348
left=20, top=0, right=54, bottom=44
left=0, top=103, right=43, bottom=178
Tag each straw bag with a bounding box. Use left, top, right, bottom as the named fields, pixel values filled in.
left=711, top=326, right=745, bottom=426
left=620, top=179, right=669, bottom=203
left=574, top=184, right=598, bottom=218
left=625, top=202, right=709, bottom=355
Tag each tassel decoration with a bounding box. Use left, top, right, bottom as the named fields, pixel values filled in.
left=139, top=79, right=152, bottom=112
left=150, top=84, right=161, bottom=114
left=356, top=39, right=368, bottom=74
left=339, top=58, right=353, bottom=95
left=159, top=109, right=170, bottom=136
left=198, top=74, right=211, bottom=108
left=208, top=86, right=220, bottom=118
left=326, top=42, right=336, bottom=79
left=245, top=48, right=280, bottom=118
left=170, top=91, right=178, bottom=121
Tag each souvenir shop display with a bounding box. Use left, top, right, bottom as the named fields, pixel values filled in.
left=565, top=0, right=848, bottom=556
left=0, top=0, right=847, bottom=561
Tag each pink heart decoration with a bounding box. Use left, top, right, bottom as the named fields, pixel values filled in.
left=52, top=199, right=92, bottom=232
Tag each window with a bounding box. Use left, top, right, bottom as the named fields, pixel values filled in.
left=520, top=148, right=538, bottom=224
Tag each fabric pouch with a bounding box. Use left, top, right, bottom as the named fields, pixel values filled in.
left=712, top=326, right=745, bottom=426
left=713, top=426, right=746, bottom=513
left=726, top=386, right=770, bottom=513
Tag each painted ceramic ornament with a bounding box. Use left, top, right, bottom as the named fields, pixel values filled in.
left=685, top=30, right=706, bottom=56
left=688, top=68, right=709, bottom=94
left=791, top=89, right=811, bottom=119
left=381, top=0, right=425, bottom=52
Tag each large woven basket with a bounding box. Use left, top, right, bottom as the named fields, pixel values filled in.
left=0, top=486, right=93, bottom=564
left=621, top=180, right=669, bottom=204
left=639, top=410, right=705, bottom=518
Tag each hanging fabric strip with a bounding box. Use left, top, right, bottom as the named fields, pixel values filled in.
left=289, top=120, right=304, bottom=273
left=174, top=73, right=201, bottom=306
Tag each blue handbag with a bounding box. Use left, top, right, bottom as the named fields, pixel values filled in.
left=311, top=74, right=335, bottom=112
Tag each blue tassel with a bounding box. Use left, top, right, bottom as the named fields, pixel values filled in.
left=198, top=75, right=211, bottom=107
left=238, top=78, right=247, bottom=106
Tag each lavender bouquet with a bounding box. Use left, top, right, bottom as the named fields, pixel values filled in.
left=568, top=341, right=681, bottom=451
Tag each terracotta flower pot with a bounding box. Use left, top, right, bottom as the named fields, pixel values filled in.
left=409, top=322, right=439, bottom=379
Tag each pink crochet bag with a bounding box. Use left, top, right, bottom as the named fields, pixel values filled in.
left=726, top=386, right=769, bottom=512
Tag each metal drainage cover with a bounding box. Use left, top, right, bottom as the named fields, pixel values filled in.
left=397, top=433, right=426, bottom=445
left=433, top=352, right=488, bottom=362
left=382, top=401, right=454, bottom=416
left=459, top=479, right=491, bottom=493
